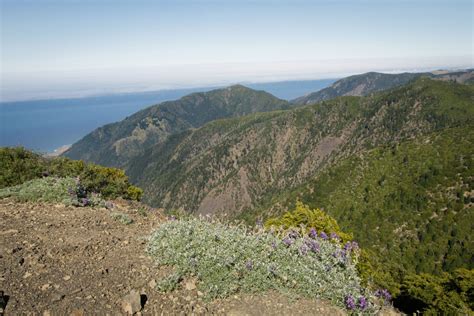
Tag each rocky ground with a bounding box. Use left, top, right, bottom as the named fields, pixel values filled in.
left=0, top=198, right=395, bottom=315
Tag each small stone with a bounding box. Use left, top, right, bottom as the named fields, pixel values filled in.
left=197, top=291, right=203, bottom=297
left=63, top=275, right=71, bottom=281
left=41, top=283, right=51, bottom=291
left=185, top=280, right=196, bottom=291
left=23, top=272, right=32, bottom=279
left=51, top=294, right=65, bottom=302
left=121, top=290, right=142, bottom=315
left=70, top=309, right=85, bottom=316
left=148, top=279, right=157, bottom=289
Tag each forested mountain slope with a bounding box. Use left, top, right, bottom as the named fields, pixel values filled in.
left=127, top=79, right=473, bottom=219
left=64, top=85, right=291, bottom=167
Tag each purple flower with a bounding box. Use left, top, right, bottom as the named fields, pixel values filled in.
left=375, top=289, right=392, bottom=302
left=169, top=215, right=177, bottom=221
left=256, top=219, right=263, bottom=227
left=282, top=237, right=293, bottom=247
left=345, top=295, right=356, bottom=310
left=330, top=232, right=339, bottom=240
left=320, top=232, right=328, bottom=240
left=305, top=239, right=320, bottom=253
left=358, top=296, right=367, bottom=310
left=299, top=244, right=309, bottom=256
left=309, top=228, right=317, bottom=238
left=271, top=241, right=277, bottom=249
left=81, top=198, right=89, bottom=206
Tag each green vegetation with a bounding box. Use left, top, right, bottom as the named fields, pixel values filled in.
left=0, top=147, right=143, bottom=201
left=64, top=85, right=291, bottom=168
left=0, top=177, right=79, bottom=204
left=267, top=127, right=474, bottom=313
left=110, top=212, right=133, bottom=225
left=148, top=218, right=384, bottom=313
left=265, top=201, right=353, bottom=243
left=396, top=269, right=474, bottom=315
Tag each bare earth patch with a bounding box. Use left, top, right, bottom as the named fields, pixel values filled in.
left=0, top=199, right=352, bottom=315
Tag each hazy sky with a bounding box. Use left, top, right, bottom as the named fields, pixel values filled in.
left=1, top=0, right=472, bottom=101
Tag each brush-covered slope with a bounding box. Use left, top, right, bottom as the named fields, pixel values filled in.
left=266, top=127, right=473, bottom=277
left=293, top=69, right=473, bottom=105
left=127, top=78, right=474, bottom=218
left=64, top=85, right=291, bottom=167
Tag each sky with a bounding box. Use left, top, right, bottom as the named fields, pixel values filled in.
left=1, top=0, right=472, bottom=101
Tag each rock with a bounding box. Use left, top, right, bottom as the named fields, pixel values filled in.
left=121, top=290, right=142, bottom=315
left=41, top=283, right=51, bottom=291
left=63, top=275, right=71, bottom=281
left=23, top=272, right=32, bottom=279
left=51, top=294, right=65, bottom=302
left=185, top=279, right=196, bottom=291
left=70, top=309, right=85, bottom=316
left=148, top=279, right=157, bottom=289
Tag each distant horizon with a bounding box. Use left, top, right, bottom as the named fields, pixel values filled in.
left=2, top=0, right=472, bottom=102
left=1, top=63, right=472, bottom=103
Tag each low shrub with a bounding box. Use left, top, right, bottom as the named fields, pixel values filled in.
left=265, top=201, right=353, bottom=243
left=148, top=218, right=384, bottom=313
left=110, top=212, right=133, bottom=225
left=0, top=147, right=143, bottom=201
left=0, top=177, right=77, bottom=205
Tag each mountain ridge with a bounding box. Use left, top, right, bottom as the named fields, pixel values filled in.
left=292, top=69, right=474, bottom=105
left=64, top=84, right=291, bottom=167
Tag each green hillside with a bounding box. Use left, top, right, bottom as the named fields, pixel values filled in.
left=64, top=85, right=291, bottom=168
left=293, top=69, right=473, bottom=105
left=126, top=79, right=474, bottom=218
left=268, top=127, right=473, bottom=277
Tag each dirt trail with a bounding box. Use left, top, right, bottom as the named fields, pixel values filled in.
left=0, top=199, right=353, bottom=315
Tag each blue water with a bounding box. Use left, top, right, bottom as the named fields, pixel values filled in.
left=0, top=79, right=335, bottom=153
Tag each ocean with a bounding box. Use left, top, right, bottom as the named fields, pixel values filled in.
left=0, top=79, right=335, bottom=153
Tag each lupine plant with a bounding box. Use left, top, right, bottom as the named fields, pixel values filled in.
left=148, top=217, right=381, bottom=313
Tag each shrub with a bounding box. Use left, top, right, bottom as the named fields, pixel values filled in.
left=265, top=201, right=353, bottom=243
left=0, top=147, right=45, bottom=188
left=0, top=177, right=106, bottom=207
left=0, top=177, right=78, bottom=205
left=148, top=218, right=381, bottom=313
left=126, top=185, right=143, bottom=201
left=0, top=147, right=143, bottom=201
left=395, top=269, right=474, bottom=314
left=110, top=212, right=133, bottom=225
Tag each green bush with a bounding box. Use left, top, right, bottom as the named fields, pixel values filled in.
left=0, top=177, right=77, bottom=205
left=0, top=147, right=143, bottom=201
left=110, top=212, right=133, bottom=225
left=126, top=185, right=143, bottom=201
left=0, top=147, right=46, bottom=188
left=395, top=269, right=474, bottom=314
left=148, top=218, right=382, bottom=313
left=265, top=202, right=353, bottom=246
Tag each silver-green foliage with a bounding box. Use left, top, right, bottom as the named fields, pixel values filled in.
left=0, top=177, right=77, bottom=204
left=110, top=212, right=133, bottom=225
left=148, top=218, right=375, bottom=311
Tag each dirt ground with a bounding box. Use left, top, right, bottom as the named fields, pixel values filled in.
left=0, top=198, right=363, bottom=315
